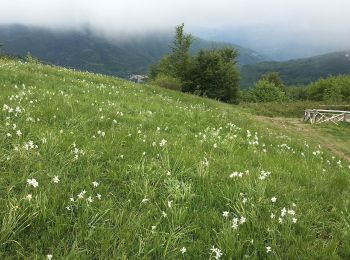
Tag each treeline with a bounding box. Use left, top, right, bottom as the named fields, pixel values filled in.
left=148, top=24, right=240, bottom=103
left=241, top=73, right=350, bottom=103
left=149, top=25, right=350, bottom=105
left=240, top=50, right=350, bottom=88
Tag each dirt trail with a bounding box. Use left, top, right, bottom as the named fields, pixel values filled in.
left=256, top=116, right=350, bottom=162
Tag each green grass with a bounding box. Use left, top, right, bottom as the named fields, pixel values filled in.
left=240, top=101, right=325, bottom=118
left=0, top=57, right=350, bottom=259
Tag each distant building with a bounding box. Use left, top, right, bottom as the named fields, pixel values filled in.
left=129, top=74, right=148, bottom=83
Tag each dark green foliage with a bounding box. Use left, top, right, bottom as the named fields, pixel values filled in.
left=150, top=25, right=193, bottom=82
left=148, top=55, right=173, bottom=80
left=25, top=52, right=40, bottom=64
left=150, top=24, right=240, bottom=103
left=240, top=51, right=350, bottom=88
left=169, top=23, right=193, bottom=81
left=243, top=74, right=350, bottom=103
left=261, top=72, right=285, bottom=91
left=183, top=48, right=240, bottom=103
left=245, top=79, right=286, bottom=102
left=286, top=86, right=307, bottom=101
left=152, top=73, right=182, bottom=91
left=306, top=75, right=350, bottom=103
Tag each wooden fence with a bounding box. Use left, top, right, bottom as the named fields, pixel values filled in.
left=304, top=109, right=350, bottom=124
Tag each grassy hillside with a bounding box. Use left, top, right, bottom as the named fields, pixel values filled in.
left=0, top=57, right=349, bottom=259
left=0, top=25, right=267, bottom=78
left=241, top=50, right=350, bottom=88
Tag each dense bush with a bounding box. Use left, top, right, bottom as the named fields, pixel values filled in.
left=261, top=72, right=285, bottom=91
left=306, top=75, right=350, bottom=103
left=286, top=86, right=307, bottom=101
left=247, top=79, right=286, bottom=102
left=243, top=74, right=350, bottom=104
left=151, top=73, right=182, bottom=91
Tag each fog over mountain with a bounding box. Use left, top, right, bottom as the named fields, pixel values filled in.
left=1, top=0, right=350, bottom=60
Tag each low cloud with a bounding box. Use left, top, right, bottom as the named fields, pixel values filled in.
left=1, top=0, right=350, bottom=55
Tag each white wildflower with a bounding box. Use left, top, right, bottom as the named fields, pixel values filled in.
left=210, top=246, right=223, bottom=259
left=52, top=176, right=60, bottom=183
left=26, top=194, right=33, bottom=201
left=27, top=178, right=39, bottom=188
left=159, top=139, right=167, bottom=147
left=222, top=211, right=229, bottom=218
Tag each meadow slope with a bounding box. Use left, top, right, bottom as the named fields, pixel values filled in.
left=0, top=58, right=349, bottom=259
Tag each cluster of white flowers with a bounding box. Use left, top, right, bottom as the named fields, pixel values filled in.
left=210, top=246, right=223, bottom=259
left=259, top=170, right=271, bottom=180
left=277, top=143, right=295, bottom=153
left=3, top=104, right=25, bottom=115
left=312, top=150, right=322, bottom=156
left=71, top=143, right=85, bottom=160
left=97, top=130, right=105, bottom=137
left=232, top=216, right=247, bottom=229
left=159, top=139, right=167, bottom=147
left=23, top=140, right=38, bottom=150
left=222, top=210, right=247, bottom=230
left=27, top=178, right=39, bottom=188
left=275, top=204, right=298, bottom=224
left=229, top=170, right=249, bottom=178
left=247, top=130, right=259, bottom=146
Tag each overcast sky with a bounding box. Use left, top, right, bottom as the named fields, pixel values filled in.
left=1, top=0, right=350, bottom=58
left=1, top=0, right=349, bottom=33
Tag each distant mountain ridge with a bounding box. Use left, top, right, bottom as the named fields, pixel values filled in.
left=0, top=25, right=267, bottom=78
left=240, top=50, right=350, bottom=88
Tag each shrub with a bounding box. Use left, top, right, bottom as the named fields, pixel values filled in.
left=307, top=75, right=350, bottom=103
left=286, top=86, right=307, bottom=101
left=152, top=74, right=182, bottom=91
left=250, top=79, right=286, bottom=102
left=261, top=72, right=285, bottom=91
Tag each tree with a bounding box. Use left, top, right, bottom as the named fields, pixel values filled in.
left=183, top=48, right=240, bottom=103
left=148, top=23, right=193, bottom=83
left=169, top=23, right=193, bottom=81
left=261, top=72, right=285, bottom=91
left=149, top=24, right=241, bottom=103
